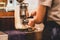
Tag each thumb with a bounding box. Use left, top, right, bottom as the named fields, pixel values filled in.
left=29, top=11, right=36, bottom=17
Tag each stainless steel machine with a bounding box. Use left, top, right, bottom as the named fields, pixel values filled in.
left=20, top=3, right=29, bottom=24
left=15, top=0, right=33, bottom=31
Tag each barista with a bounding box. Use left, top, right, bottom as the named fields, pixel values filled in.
left=28, top=0, right=60, bottom=40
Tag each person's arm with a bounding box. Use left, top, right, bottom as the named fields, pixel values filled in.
left=28, top=0, right=52, bottom=27
left=34, top=0, right=52, bottom=24
left=33, top=5, right=47, bottom=24
left=28, top=5, right=47, bottom=27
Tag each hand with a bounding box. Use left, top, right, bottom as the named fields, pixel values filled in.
left=28, top=11, right=36, bottom=27
left=28, top=19, right=35, bottom=27
left=29, top=10, right=36, bottom=17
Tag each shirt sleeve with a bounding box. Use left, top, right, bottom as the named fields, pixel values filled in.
left=39, top=0, right=53, bottom=7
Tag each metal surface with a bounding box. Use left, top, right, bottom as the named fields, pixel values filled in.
left=15, top=2, right=29, bottom=29
left=20, top=3, right=29, bottom=24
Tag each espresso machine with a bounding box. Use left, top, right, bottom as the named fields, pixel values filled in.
left=20, top=2, right=29, bottom=29
left=15, top=0, right=33, bottom=31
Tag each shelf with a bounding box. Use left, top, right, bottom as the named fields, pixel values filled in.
left=0, top=2, right=5, bottom=9
left=0, top=16, right=14, bottom=18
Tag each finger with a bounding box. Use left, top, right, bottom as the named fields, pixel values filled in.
left=31, top=11, right=36, bottom=16
left=29, top=11, right=36, bottom=17
left=28, top=20, right=32, bottom=27
left=28, top=19, right=35, bottom=27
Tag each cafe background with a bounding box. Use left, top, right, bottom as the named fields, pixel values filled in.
left=0, top=0, right=44, bottom=40
left=0, top=0, right=39, bottom=31
left=0, top=0, right=15, bottom=30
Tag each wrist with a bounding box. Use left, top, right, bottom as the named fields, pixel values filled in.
left=33, top=17, right=42, bottom=24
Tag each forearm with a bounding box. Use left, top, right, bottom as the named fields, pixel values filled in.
left=34, top=5, right=47, bottom=23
